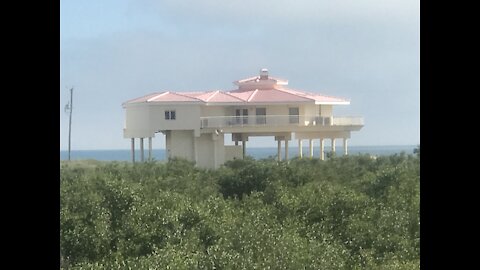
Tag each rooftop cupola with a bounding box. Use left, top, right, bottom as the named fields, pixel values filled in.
left=260, top=68, right=269, bottom=80
left=233, top=68, right=288, bottom=89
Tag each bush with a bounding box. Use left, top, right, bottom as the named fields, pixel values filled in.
left=218, top=159, right=270, bottom=199
left=60, top=155, right=419, bottom=269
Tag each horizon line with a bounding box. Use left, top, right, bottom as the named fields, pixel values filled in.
left=60, top=144, right=418, bottom=151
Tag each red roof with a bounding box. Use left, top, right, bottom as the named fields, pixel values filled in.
left=123, top=72, right=349, bottom=105
left=147, top=92, right=201, bottom=102
left=227, top=88, right=312, bottom=103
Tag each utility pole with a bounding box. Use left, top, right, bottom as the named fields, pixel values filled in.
left=66, top=87, right=73, bottom=161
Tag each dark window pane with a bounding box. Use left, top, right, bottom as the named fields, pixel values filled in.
left=235, top=109, right=241, bottom=124
left=242, top=109, right=248, bottom=124
left=289, top=107, right=299, bottom=124
left=165, top=111, right=170, bottom=120
left=256, top=108, right=266, bottom=124
left=170, top=111, right=176, bottom=120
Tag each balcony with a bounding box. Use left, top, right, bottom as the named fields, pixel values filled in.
left=200, top=115, right=363, bottom=129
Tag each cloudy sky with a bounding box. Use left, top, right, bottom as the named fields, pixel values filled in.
left=60, top=0, right=419, bottom=150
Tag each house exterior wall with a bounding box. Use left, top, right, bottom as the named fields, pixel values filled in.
left=225, top=145, right=243, bottom=161
left=320, top=105, right=333, bottom=117
left=124, top=104, right=201, bottom=138
left=266, top=105, right=289, bottom=116
left=150, top=104, right=201, bottom=132
left=201, top=106, right=227, bottom=117
left=124, top=105, right=152, bottom=138
left=301, top=104, right=319, bottom=125
left=303, top=104, right=318, bottom=116
left=195, top=134, right=214, bottom=168
left=166, top=130, right=195, bottom=161
left=199, top=104, right=323, bottom=118
left=195, top=133, right=225, bottom=169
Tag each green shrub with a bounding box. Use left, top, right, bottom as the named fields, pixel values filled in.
left=60, top=155, right=419, bottom=269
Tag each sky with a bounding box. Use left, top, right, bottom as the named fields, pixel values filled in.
left=60, top=0, right=419, bottom=150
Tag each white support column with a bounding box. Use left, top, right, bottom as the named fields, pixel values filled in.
left=320, top=138, right=325, bottom=161
left=343, top=138, right=348, bottom=156
left=131, top=138, right=135, bottom=163
left=148, top=137, right=152, bottom=161
left=331, top=138, right=336, bottom=154
left=242, top=138, right=246, bottom=159
left=309, top=139, right=313, bottom=158
left=165, top=133, right=169, bottom=160
left=213, top=139, right=217, bottom=168
left=193, top=136, right=198, bottom=165
left=285, top=140, right=289, bottom=161
left=298, top=140, right=303, bottom=158
left=140, top=138, right=144, bottom=162
left=277, top=140, right=282, bottom=161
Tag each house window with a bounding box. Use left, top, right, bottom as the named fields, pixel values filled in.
left=289, top=107, right=299, bottom=124
left=165, top=110, right=176, bottom=120
left=256, top=108, right=266, bottom=124
left=235, top=108, right=248, bottom=124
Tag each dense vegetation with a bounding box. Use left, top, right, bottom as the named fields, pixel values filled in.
left=60, top=152, right=419, bottom=269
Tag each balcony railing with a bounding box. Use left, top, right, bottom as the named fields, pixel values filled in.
left=200, top=115, right=363, bottom=129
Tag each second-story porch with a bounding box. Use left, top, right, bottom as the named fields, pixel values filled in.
left=200, top=115, right=364, bottom=131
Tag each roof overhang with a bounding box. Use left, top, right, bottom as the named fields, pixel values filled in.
left=315, top=101, right=350, bottom=105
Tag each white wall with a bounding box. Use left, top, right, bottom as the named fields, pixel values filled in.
left=124, top=104, right=201, bottom=138
left=166, top=130, right=195, bottom=161
left=124, top=105, right=152, bottom=138
left=195, top=133, right=225, bottom=169
left=214, top=134, right=225, bottom=168
left=225, top=145, right=243, bottom=161
left=303, top=104, right=318, bottom=116
left=150, top=104, right=201, bottom=132
left=320, top=105, right=333, bottom=117
left=266, top=105, right=289, bottom=116
left=201, top=106, right=227, bottom=117
left=195, top=134, right=213, bottom=168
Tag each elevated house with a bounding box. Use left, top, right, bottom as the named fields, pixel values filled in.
left=123, top=69, right=363, bottom=168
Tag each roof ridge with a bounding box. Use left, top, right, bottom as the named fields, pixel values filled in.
left=272, top=87, right=315, bottom=102
left=123, top=92, right=163, bottom=104
left=205, top=90, right=220, bottom=102
left=276, top=87, right=349, bottom=102
left=220, top=90, right=248, bottom=102
left=247, top=89, right=259, bottom=102
left=171, top=91, right=204, bottom=102
left=147, top=91, right=170, bottom=102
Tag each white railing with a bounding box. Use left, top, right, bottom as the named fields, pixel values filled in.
left=200, top=115, right=363, bottom=129
left=332, top=117, right=364, bottom=126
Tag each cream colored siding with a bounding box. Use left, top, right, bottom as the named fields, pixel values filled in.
left=201, top=106, right=227, bottom=117
left=265, top=105, right=289, bottom=116
left=303, top=104, right=318, bottom=116
left=166, top=130, right=195, bottom=161
left=195, top=133, right=225, bottom=169
left=319, top=105, right=333, bottom=117
left=124, top=105, right=152, bottom=138
left=214, top=134, right=225, bottom=168
left=225, top=145, right=243, bottom=161
left=150, top=104, right=201, bottom=132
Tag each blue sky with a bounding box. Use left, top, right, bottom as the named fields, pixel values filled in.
left=60, top=0, right=419, bottom=150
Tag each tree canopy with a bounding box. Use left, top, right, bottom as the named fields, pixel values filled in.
left=61, top=153, right=419, bottom=269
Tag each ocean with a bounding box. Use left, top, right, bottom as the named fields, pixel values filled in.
left=60, top=145, right=417, bottom=161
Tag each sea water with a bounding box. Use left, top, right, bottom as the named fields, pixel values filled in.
left=60, top=145, right=417, bottom=161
